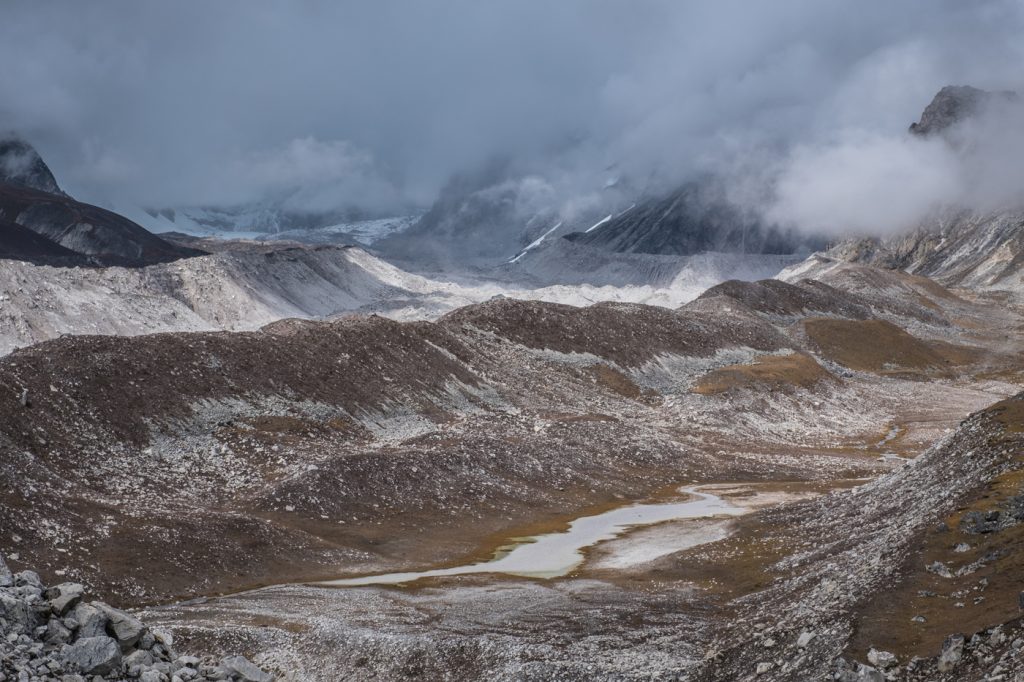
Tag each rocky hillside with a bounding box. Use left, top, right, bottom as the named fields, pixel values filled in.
left=0, top=136, right=202, bottom=267
left=698, top=392, right=1024, bottom=681
left=564, top=179, right=823, bottom=257
left=68, top=264, right=1014, bottom=681
left=0, top=259, right=1018, bottom=604
left=817, top=210, right=1024, bottom=296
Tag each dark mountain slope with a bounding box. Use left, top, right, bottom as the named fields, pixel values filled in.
left=0, top=216, right=90, bottom=266
left=0, top=136, right=203, bottom=266
left=565, top=180, right=824, bottom=256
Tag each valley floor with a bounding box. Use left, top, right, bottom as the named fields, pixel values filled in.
left=2, top=250, right=1023, bottom=680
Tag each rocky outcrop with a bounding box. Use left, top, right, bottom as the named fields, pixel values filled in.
left=0, top=556, right=273, bottom=680
left=0, top=136, right=64, bottom=196
left=909, top=85, right=1018, bottom=136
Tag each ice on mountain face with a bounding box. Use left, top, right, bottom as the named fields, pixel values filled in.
left=508, top=222, right=563, bottom=263
left=124, top=204, right=420, bottom=245
left=585, top=214, right=613, bottom=233
left=280, top=215, right=419, bottom=245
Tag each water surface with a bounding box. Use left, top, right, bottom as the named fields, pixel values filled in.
left=320, top=488, right=742, bottom=587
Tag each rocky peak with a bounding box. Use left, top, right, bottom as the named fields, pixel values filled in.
left=909, top=85, right=1018, bottom=136
left=0, top=134, right=65, bottom=196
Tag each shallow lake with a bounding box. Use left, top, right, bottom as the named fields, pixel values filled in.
left=319, top=488, right=743, bottom=587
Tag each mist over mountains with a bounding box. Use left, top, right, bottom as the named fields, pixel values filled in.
left=1, top=0, right=1023, bottom=255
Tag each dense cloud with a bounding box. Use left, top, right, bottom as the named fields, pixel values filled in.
left=1, top=1, right=1022, bottom=230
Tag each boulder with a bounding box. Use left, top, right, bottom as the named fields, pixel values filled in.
left=13, top=570, right=42, bottom=588
left=68, top=602, right=108, bottom=638
left=959, top=510, right=1001, bottom=534
left=124, top=648, right=155, bottom=668
left=44, top=617, right=73, bottom=646
left=46, top=582, right=84, bottom=615
left=61, top=636, right=122, bottom=676
left=95, top=602, right=146, bottom=649
left=0, top=552, right=12, bottom=587
left=866, top=648, right=897, bottom=669
left=0, top=591, right=37, bottom=634
left=221, top=655, right=273, bottom=682
left=937, top=633, right=965, bottom=672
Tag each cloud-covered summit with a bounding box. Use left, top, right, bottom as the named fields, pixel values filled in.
left=1, top=1, right=1022, bottom=229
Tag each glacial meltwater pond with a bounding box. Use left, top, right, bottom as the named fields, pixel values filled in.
left=319, top=488, right=744, bottom=587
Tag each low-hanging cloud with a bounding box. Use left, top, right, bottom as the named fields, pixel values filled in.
left=0, top=0, right=1022, bottom=229
left=767, top=94, right=1024, bottom=236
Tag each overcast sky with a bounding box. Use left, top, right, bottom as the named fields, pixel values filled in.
left=1, top=1, right=1022, bottom=230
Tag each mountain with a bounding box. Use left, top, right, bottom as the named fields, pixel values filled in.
left=373, top=162, right=576, bottom=270
left=909, top=84, right=1018, bottom=136
left=0, top=135, right=65, bottom=195
left=564, top=179, right=824, bottom=256
left=379, top=165, right=822, bottom=273
left=804, top=86, right=1024, bottom=298
left=0, top=135, right=202, bottom=266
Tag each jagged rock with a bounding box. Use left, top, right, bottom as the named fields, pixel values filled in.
left=855, top=664, right=884, bottom=682
left=909, top=85, right=1018, bottom=136
left=61, top=635, right=122, bottom=675
left=95, top=602, right=146, bottom=649
left=201, top=665, right=230, bottom=680
left=44, top=618, right=73, bottom=646
left=926, top=561, right=953, bottom=578
left=221, top=655, right=273, bottom=682
left=46, top=583, right=85, bottom=615
left=124, top=649, right=154, bottom=668
left=0, top=553, right=11, bottom=587
left=796, top=631, right=815, bottom=648
left=937, top=633, right=965, bottom=672
left=0, top=560, right=267, bottom=682
left=175, top=655, right=200, bottom=668
left=0, top=591, right=36, bottom=634
left=13, top=570, right=41, bottom=588
left=139, top=629, right=156, bottom=650
left=866, top=648, right=897, bottom=669
left=960, top=510, right=1001, bottom=534
left=68, top=602, right=108, bottom=638
left=755, top=661, right=772, bottom=675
